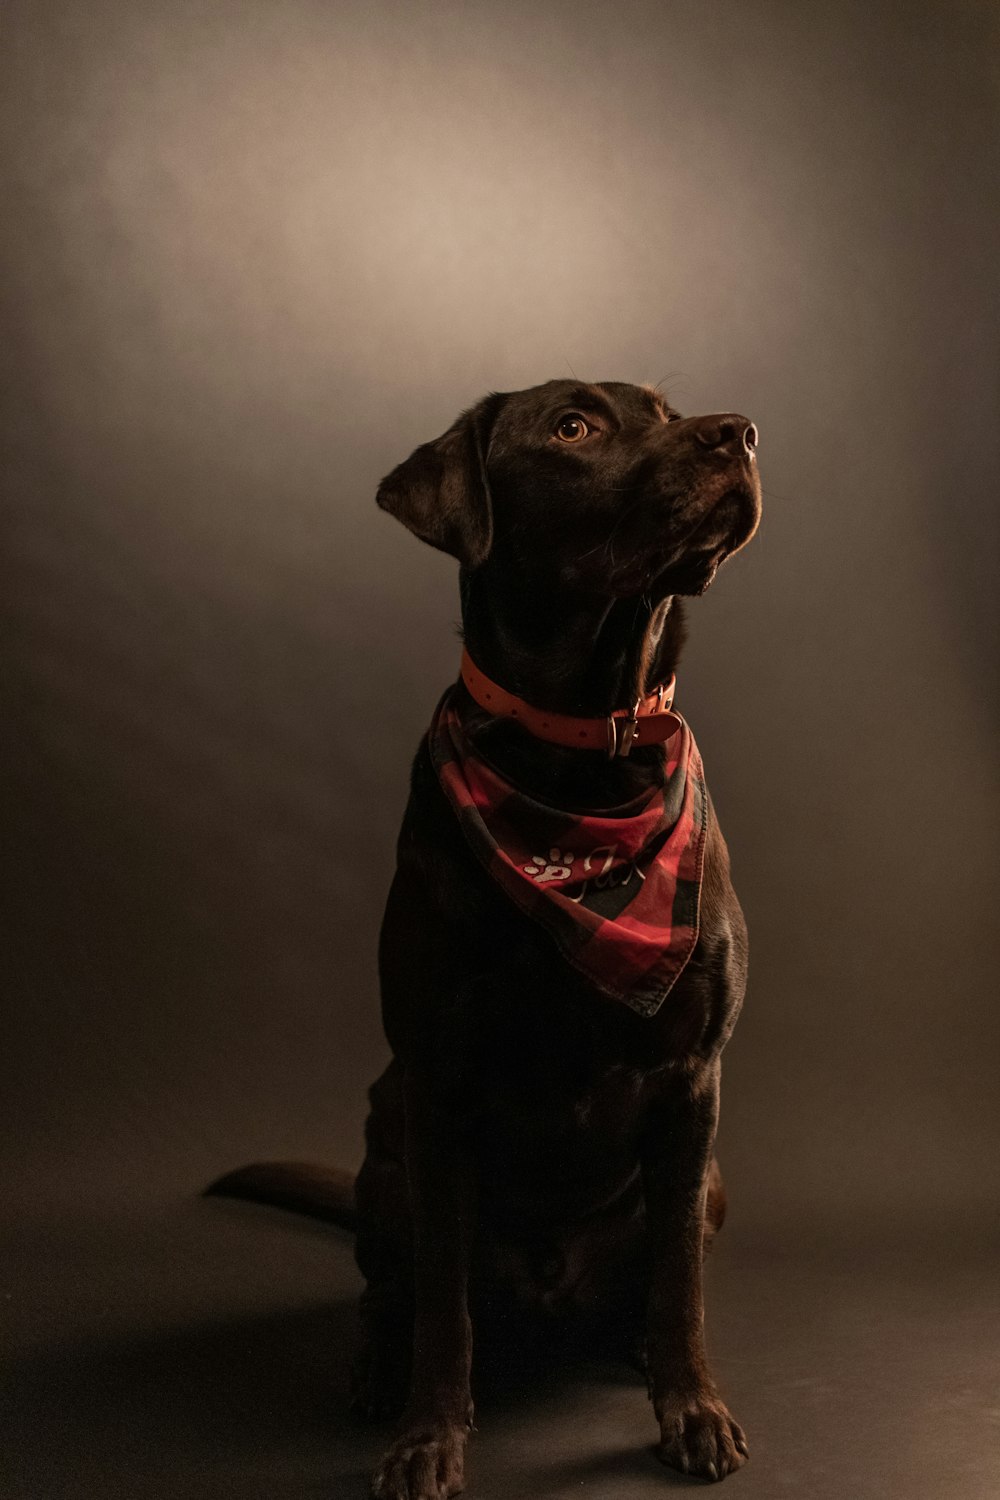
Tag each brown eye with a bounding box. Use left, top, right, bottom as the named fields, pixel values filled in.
left=555, top=414, right=590, bottom=443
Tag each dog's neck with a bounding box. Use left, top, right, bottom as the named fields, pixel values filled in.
left=460, top=561, right=686, bottom=717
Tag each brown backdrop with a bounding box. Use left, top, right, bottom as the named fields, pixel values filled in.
left=4, top=0, right=998, bottom=1231
left=3, top=5, right=999, bottom=1493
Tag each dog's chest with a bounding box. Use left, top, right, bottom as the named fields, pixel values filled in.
left=474, top=1065, right=645, bottom=1226
left=439, top=944, right=651, bottom=1219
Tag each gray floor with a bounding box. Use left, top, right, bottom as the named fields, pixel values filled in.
left=4, top=1190, right=997, bottom=1500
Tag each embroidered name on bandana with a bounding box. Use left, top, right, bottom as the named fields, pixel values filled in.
left=427, top=688, right=709, bottom=1017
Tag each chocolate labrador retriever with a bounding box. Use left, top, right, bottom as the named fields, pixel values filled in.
left=210, top=379, right=761, bottom=1496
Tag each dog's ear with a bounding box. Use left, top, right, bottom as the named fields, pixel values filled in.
left=376, top=393, right=504, bottom=569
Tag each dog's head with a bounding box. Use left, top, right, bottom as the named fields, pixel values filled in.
left=376, top=379, right=761, bottom=599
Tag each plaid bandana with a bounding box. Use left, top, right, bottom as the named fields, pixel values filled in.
left=427, top=687, right=709, bottom=1017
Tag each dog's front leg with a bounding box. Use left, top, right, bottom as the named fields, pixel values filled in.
left=641, top=1057, right=748, bottom=1482
left=371, top=1067, right=474, bottom=1500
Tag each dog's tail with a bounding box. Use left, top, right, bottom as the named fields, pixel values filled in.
left=205, top=1162, right=357, bottom=1232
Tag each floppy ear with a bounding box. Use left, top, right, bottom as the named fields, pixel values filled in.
left=375, top=393, right=504, bottom=569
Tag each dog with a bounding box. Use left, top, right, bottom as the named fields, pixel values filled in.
left=210, top=379, right=762, bottom=1497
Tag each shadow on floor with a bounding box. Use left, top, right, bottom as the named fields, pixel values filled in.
left=7, top=1294, right=676, bottom=1498
left=8, top=1300, right=373, bottom=1497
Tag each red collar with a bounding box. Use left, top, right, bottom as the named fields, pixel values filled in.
left=459, top=648, right=681, bottom=759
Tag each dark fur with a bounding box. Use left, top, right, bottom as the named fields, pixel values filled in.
left=210, top=380, right=762, bottom=1496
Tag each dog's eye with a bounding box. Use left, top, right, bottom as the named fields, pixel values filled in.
left=554, top=414, right=590, bottom=443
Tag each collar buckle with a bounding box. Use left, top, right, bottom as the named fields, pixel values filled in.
left=607, top=699, right=642, bottom=759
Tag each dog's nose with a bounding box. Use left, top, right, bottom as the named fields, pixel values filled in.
left=693, top=414, right=758, bottom=459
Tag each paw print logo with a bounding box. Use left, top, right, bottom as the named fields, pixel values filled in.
left=523, top=847, right=575, bottom=884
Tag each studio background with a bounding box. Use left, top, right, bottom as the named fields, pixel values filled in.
left=3, top=3, right=997, bottom=1498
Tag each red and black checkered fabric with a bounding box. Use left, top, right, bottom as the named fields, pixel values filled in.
left=427, top=687, right=709, bottom=1017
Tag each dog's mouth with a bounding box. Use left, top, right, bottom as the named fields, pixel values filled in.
left=664, top=482, right=761, bottom=595
left=686, top=487, right=753, bottom=546
left=564, top=457, right=761, bottom=599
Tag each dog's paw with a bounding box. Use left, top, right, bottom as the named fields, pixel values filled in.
left=370, top=1422, right=467, bottom=1500
left=656, top=1389, right=748, bottom=1482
